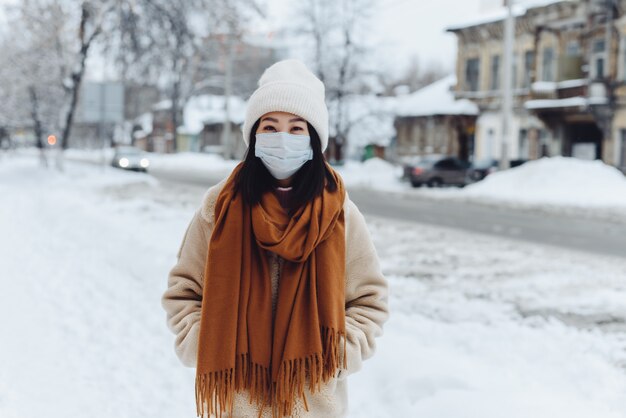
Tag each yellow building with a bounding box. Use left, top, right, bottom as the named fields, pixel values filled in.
left=447, top=0, right=626, bottom=171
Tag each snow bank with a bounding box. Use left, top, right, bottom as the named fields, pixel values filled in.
left=460, top=156, right=626, bottom=209
left=337, top=157, right=405, bottom=191
left=64, top=147, right=116, bottom=163
left=336, top=155, right=626, bottom=218
left=147, top=151, right=239, bottom=177
left=33, top=148, right=240, bottom=180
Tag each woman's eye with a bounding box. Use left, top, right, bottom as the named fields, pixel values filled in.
left=263, top=126, right=276, bottom=132
left=291, top=126, right=303, bottom=132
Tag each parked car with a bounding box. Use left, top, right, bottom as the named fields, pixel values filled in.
left=111, top=146, right=150, bottom=172
left=400, top=154, right=445, bottom=181
left=467, top=158, right=531, bottom=182
left=509, top=158, right=528, bottom=168
left=467, top=158, right=499, bottom=182
left=409, top=156, right=471, bottom=188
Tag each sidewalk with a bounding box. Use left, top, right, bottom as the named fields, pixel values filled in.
left=1, top=154, right=626, bottom=418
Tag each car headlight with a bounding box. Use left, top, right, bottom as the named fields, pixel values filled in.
left=119, top=157, right=129, bottom=168
left=140, top=158, right=150, bottom=168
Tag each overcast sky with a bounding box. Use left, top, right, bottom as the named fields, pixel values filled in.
left=264, top=0, right=502, bottom=76
left=1, top=0, right=504, bottom=79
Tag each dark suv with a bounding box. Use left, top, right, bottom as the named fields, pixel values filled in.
left=409, top=156, right=471, bottom=188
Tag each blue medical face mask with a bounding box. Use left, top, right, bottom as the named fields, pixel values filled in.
left=254, top=132, right=313, bottom=180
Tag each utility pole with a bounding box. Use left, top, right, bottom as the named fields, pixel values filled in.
left=501, top=0, right=514, bottom=170
left=604, top=0, right=612, bottom=80
left=221, top=34, right=234, bottom=160
left=601, top=0, right=614, bottom=161
left=100, top=82, right=106, bottom=171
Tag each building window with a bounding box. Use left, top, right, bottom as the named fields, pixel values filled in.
left=592, top=38, right=606, bottom=79
left=542, top=47, right=555, bottom=81
left=566, top=41, right=580, bottom=56
left=622, top=38, right=626, bottom=81
left=465, top=58, right=480, bottom=92
left=539, top=129, right=549, bottom=157
left=519, top=129, right=529, bottom=158
left=593, top=39, right=606, bottom=53
left=513, top=53, right=519, bottom=89
left=486, top=128, right=495, bottom=159
left=490, top=55, right=500, bottom=90
left=523, top=51, right=535, bottom=88
left=620, top=130, right=626, bottom=167
left=596, top=58, right=605, bottom=79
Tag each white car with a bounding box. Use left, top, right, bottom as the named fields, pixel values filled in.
left=111, top=146, right=150, bottom=172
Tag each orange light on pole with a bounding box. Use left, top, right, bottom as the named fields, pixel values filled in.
left=47, top=135, right=57, bottom=146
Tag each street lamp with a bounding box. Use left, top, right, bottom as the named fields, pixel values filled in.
left=501, top=0, right=514, bottom=170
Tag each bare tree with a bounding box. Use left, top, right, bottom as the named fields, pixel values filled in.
left=0, top=0, right=120, bottom=169
left=104, top=0, right=262, bottom=153
left=59, top=2, right=112, bottom=153
left=296, top=0, right=336, bottom=85
left=1, top=0, right=264, bottom=166
left=0, top=0, right=70, bottom=166
left=379, top=55, right=448, bottom=95
left=292, top=0, right=378, bottom=162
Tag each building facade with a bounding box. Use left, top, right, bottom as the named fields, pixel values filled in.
left=393, top=75, right=479, bottom=162
left=447, top=0, right=626, bottom=171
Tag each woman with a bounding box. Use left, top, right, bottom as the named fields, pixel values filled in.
left=161, top=59, right=389, bottom=418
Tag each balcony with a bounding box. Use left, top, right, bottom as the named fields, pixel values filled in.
left=558, top=54, right=584, bottom=81
left=525, top=81, right=607, bottom=113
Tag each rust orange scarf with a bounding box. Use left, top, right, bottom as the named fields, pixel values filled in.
left=195, top=162, right=347, bottom=417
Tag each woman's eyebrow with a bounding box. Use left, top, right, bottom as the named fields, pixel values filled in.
left=261, top=117, right=279, bottom=123
left=289, top=117, right=306, bottom=123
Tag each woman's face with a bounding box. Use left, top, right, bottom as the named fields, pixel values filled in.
left=255, top=111, right=310, bottom=136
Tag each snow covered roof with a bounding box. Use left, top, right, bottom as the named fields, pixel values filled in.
left=396, top=75, right=478, bottom=117
left=558, top=79, right=588, bottom=89
left=531, top=79, right=589, bottom=94
left=525, top=96, right=608, bottom=110
left=134, top=112, right=153, bottom=135
left=531, top=81, right=557, bottom=94
left=180, top=95, right=246, bottom=135
left=446, top=0, right=572, bottom=31
left=152, top=100, right=172, bottom=111
left=133, top=129, right=148, bottom=139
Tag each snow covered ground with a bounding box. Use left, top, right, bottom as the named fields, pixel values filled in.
left=2, top=154, right=626, bottom=418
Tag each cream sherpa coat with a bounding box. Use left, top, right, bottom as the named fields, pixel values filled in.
left=161, top=178, right=389, bottom=417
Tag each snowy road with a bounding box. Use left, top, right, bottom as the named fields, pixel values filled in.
left=3, top=155, right=626, bottom=418
left=348, top=187, right=626, bottom=259
left=147, top=165, right=626, bottom=259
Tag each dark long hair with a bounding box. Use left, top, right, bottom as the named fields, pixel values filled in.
left=234, top=120, right=338, bottom=208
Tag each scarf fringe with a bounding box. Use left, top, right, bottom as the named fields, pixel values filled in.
left=195, top=327, right=347, bottom=418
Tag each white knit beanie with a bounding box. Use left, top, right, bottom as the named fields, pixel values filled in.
left=242, top=59, right=329, bottom=152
